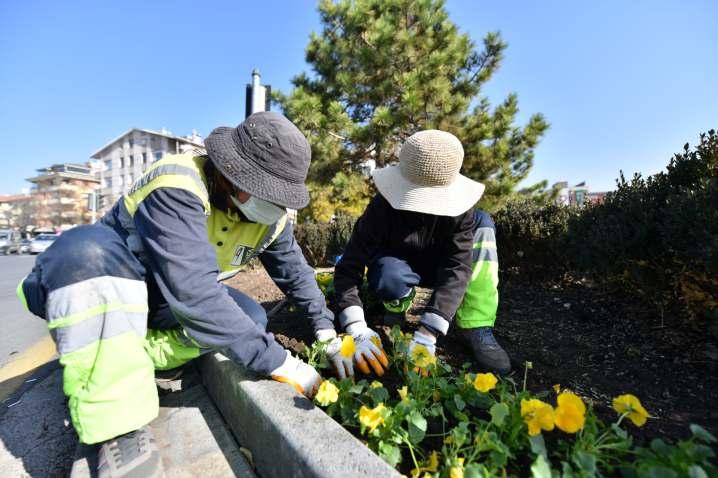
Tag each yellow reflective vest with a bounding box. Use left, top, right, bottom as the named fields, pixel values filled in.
left=119, top=153, right=287, bottom=280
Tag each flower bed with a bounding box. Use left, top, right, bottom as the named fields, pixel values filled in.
left=305, top=327, right=717, bottom=477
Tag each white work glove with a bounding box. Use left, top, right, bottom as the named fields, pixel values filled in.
left=408, top=327, right=437, bottom=375
left=270, top=350, right=323, bottom=398
left=346, top=321, right=389, bottom=376
left=316, top=329, right=355, bottom=379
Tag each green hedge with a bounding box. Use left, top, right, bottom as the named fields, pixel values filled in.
left=294, top=213, right=356, bottom=267
left=495, top=129, right=718, bottom=317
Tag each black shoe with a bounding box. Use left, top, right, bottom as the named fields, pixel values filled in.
left=458, top=327, right=512, bottom=376
left=97, top=426, right=162, bottom=478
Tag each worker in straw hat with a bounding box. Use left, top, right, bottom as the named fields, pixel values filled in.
left=17, top=112, right=333, bottom=478
left=331, top=129, right=511, bottom=378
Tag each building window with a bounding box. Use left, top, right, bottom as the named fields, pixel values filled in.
left=129, top=155, right=134, bottom=167
left=127, top=174, right=134, bottom=186
left=142, top=152, right=147, bottom=164
left=154, top=151, right=162, bottom=161
left=104, top=159, right=112, bottom=170
left=104, top=178, right=112, bottom=188
left=119, top=157, right=124, bottom=169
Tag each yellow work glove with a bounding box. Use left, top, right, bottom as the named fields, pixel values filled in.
left=270, top=350, right=323, bottom=398
left=316, top=329, right=355, bottom=379
left=346, top=322, right=389, bottom=376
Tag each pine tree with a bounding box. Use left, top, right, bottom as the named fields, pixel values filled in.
left=277, top=0, right=550, bottom=216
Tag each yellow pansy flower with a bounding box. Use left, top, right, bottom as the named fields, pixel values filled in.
left=370, top=380, right=383, bottom=389
left=339, top=335, right=356, bottom=358
left=521, top=398, right=555, bottom=436
left=554, top=391, right=586, bottom=433
left=426, top=451, right=439, bottom=472
left=450, top=465, right=464, bottom=478
left=473, top=372, right=498, bottom=393
left=410, top=344, right=436, bottom=368
left=398, top=386, right=409, bottom=401
left=315, top=381, right=339, bottom=406
left=612, top=394, right=649, bottom=427
left=359, top=403, right=386, bottom=432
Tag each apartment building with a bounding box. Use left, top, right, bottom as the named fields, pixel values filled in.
left=91, top=128, right=204, bottom=212
left=0, top=194, right=30, bottom=229
left=26, top=163, right=100, bottom=229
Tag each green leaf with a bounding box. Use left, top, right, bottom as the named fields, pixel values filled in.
left=407, top=410, right=427, bottom=444
left=690, top=424, right=717, bottom=444
left=530, top=454, right=552, bottom=478
left=348, top=384, right=364, bottom=394
left=489, top=402, right=509, bottom=427
left=529, top=434, right=547, bottom=458
left=572, top=451, right=597, bottom=475
left=454, top=394, right=466, bottom=411
left=642, top=466, right=678, bottom=478
left=378, top=441, right=402, bottom=467
left=687, top=466, right=708, bottom=478
left=464, top=464, right=487, bottom=478
left=685, top=444, right=714, bottom=462
left=611, top=423, right=628, bottom=440
left=368, top=386, right=390, bottom=404
left=650, top=439, right=670, bottom=454
left=561, top=462, right=575, bottom=478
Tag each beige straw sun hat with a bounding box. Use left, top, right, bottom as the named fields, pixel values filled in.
left=371, top=130, right=485, bottom=217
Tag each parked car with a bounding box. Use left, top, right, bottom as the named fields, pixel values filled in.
left=29, top=234, right=59, bottom=254
left=18, top=239, right=32, bottom=254
left=0, top=230, right=22, bottom=255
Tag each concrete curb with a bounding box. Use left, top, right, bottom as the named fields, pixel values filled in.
left=200, top=353, right=401, bottom=478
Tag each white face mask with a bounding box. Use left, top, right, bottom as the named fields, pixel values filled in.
left=230, top=195, right=286, bottom=225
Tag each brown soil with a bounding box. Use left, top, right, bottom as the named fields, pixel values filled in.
left=225, top=265, right=718, bottom=444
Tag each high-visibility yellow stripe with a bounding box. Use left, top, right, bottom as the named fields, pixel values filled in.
left=48, top=303, right=148, bottom=329
left=16, top=276, right=28, bottom=311
left=473, top=241, right=497, bottom=249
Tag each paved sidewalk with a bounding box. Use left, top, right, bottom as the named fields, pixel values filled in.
left=0, top=361, right=255, bottom=477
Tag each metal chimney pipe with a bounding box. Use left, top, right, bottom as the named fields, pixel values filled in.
left=245, top=69, right=271, bottom=118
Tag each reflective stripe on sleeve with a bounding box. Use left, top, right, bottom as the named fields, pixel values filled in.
left=130, top=163, right=208, bottom=201
left=472, top=247, right=498, bottom=263
left=472, top=227, right=498, bottom=263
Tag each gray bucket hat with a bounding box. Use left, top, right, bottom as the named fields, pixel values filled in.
left=204, top=112, right=311, bottom=209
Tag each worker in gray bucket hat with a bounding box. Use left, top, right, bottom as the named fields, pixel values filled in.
left=17, top=111, right=339, bottom=478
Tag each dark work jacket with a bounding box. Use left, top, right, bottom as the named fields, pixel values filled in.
left=101, top=188, right=333, bottom=375
left=334, top=194, right=474, bottom=323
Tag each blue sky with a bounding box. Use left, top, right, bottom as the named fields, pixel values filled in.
left=1, top=0, right=716, bottom=194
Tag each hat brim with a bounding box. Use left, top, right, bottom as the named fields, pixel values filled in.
left=371, top=165, right=485, bottom=216
left=204, top=127, right=309, bottom=209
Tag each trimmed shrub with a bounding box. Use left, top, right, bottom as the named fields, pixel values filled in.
left=493, top=200, right=580, bottom=277
left=495, top=130, right=718, bottom=318
left=295, top=213, right=356, bottom=267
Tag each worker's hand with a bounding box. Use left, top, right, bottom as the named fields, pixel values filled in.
left=407, top=327, right=437, bottom=376
left=270, top=350, right=322, bottom=398
left=316, top=329, right=355, bottom=379
left=346, top=322, right=389, bottom=376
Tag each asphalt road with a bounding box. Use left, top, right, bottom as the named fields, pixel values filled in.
left=0, top=254, right=50, bottom=369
